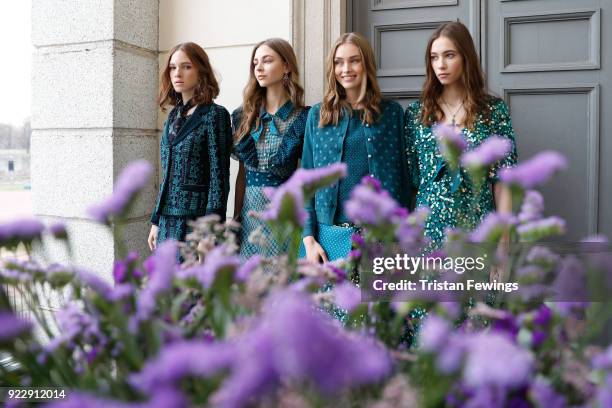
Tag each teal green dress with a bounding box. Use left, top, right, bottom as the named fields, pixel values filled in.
left=404, top=98, right=518, bottom=247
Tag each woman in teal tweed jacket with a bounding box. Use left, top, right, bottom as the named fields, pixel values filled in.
left=148, top=42, right=232, bottom=251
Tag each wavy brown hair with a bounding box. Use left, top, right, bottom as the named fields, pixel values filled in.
left=235, top=38, right=305, bottom=140
left=158, top=42, right=219, bottom=111
left=421, top=22, right=491, bottom=129
left=319, top=32, right=381, bottom=127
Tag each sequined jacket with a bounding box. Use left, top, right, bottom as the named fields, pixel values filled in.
left=301, top=99, right=411, bottom=238
left=151, top=103, right=232, bottom=225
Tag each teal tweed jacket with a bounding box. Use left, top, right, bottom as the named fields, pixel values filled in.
left=151, top=103, right=232, bottom=225
left=301, top=99, right=412, bottom=238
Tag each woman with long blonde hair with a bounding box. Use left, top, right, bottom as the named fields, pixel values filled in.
left=232, top=38, right=309, bottom=258
left=301, top=32, right=411, bottom=263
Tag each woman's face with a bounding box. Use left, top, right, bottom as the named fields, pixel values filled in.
left=169, top=50, right=199, bottom=95
left=430, top=36, right=464, bottom=86
left=253, top=45, right=288, bottom=88
left=334, top=43, right=364, bottom=92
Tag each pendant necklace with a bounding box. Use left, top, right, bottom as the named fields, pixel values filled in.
left=442, top=98, right=465, bottom=126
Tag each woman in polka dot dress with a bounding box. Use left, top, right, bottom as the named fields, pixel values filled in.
left=301, top=32, right=411, bottom=263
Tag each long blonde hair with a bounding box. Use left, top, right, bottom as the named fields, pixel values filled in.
left=235, top=38, right=304, bottom=140
left=319, top=32, right=382, bottom=127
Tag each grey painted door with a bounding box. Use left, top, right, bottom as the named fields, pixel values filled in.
left=351, top=0, right=612, bottom=240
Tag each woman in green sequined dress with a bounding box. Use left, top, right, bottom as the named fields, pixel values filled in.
left=405, top=22, right=518, bottom=248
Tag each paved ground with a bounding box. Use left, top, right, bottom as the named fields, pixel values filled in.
left=0, top=190, right=33, bottom=222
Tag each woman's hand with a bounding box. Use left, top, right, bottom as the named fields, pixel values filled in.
left=148, top=225, right=159, bottom=251
left=303, top=236, right=329, bottom=264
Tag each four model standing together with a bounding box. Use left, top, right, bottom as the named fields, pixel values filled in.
left=147, top=22, right=518, bottom=262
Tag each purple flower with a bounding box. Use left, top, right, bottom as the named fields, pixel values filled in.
left=461, top=135, right=512, bottom=168
left=45, top=387, right=187, bottom=408
left=0, top=312, right=32, bottom=342
left=596, top=376, right=612, bottom=408
left=217, top=291, right=390, bottom=406
left=470, top=212, right=515, bottom=243
left=49, top=222, right=68, bottom=239
left=518, top=190, right=544, bottom=223
left=436, top=334, right=469, bottom=374
left=517, top=216, right=566, bottom=242
left=592, top=345, right=612, bottom=370
left=434, top=124, right=467, bottom=169
left=130, top=341, right=235, bottom=392
left=395, top=207, right=429, bottom=253
left=420, top=314, right=451, bottom=352
left=0, top=218, right=45, bottom=245
left=292, top=163, right=348, bottom=198
left=333, top=282, right=361, bottom=312
left=361, top=175, right=382, bottom=192
left=260, top=180, right=306, bottom=226
left=198, top=246, right=241, bottom=288
left=235, top=255, right=262, bottom=282
left=532, top=330, right=547, bottom=348
left=552, top=255, right=588, bottom=302
left=135, top=240, right=177, bottom=322
left=77, top=269, right=114, bottom=298
left=259, top=163, right=347, bottom=227
left=492, top=313, right=520, bottom=341
left=529, top=378, right=567, bottom=408
left=525, top=246, right=560, bottom=268
left=113, top=260, right=128, bottom=284
left=463, top=332, right=534, bottom=388
left=345, top=184, right=401, bottom=227
left=533, top=304, right=552, bottom=327
left=499, top=151, right=567, bottom=189
left=87, top=160, right=153, bottom=224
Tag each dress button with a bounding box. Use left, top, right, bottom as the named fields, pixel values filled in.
left=368, top=154, right=372, bottom=158
left=367, top=138, right=371, bottom=142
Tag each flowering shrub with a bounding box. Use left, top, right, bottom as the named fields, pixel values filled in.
left=1, top=128, right=612, bottom=408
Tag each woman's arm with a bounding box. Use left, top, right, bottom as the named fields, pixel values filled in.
left=300, top=107, right=328, bottom=263
left=233, top=162, right=246, bottom=220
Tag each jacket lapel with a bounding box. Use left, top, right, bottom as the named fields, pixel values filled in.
left=172, top=103, right=212, bottom=146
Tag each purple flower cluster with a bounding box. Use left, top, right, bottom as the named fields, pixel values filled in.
left=134, top=240, right=177, bottom=323
left=517, top=216, right=566, bottom=242
left=470, top=212, right=516, bottom=243
left=499, top=151, right=567, bottom=189
left=260, top=163, right=347, bottom=227
left=460, top=135, right=512, bottom=169
left=344, top=177, right=402, bottom=227
left=421, top=314, right=534, bottom=390
left=518, top=190, right=545, bottom=223
left=87, top=160, right=153, bottom=224
left=177, top=245, right=240, bottom=288
left=132, top=290, right=391, bottom=407
left=433, top=124, right=467, bottom=169
left=0, top=312, right=32, bottom=342
left=333, top=281, right=362, bottom=312
left=0, top=218, right=45, bottom=246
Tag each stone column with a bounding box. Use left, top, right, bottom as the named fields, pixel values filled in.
left=31, top=0, right=159, bottom=277
left=291, top=0, right=347, bottom=105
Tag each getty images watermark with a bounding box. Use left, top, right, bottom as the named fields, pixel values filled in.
left=359, top=242, right=612, bottom=303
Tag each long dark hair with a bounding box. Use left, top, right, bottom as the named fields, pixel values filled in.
left=421, top=22, right=490, bottom=129
left=158, top=42, right=219, bottom=111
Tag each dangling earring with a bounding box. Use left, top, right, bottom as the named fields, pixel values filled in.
left=283, top=72, right=290, bottom=87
